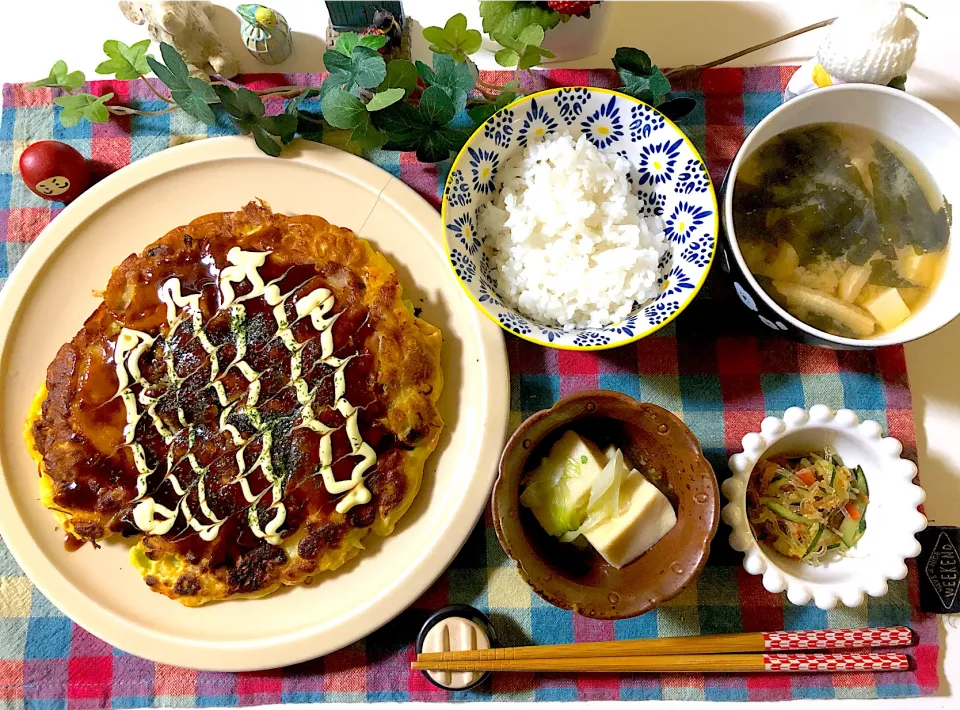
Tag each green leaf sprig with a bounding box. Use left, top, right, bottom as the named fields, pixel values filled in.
left=96, top=40, right=152, bottom=80
left=54, top=92, right=114, bottom=126
left=27, top=60, right=85, bottom=91
left=146, top=43, right=217, bottom=124
left=493, top=24, right=555, bottom=69
left=215, top=86, right=297, bottom=156
left=24, top=11, right=702, bottom=162
left=422, top=14, right=482, bottom=62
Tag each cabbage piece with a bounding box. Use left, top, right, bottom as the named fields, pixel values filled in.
left=560, top=449, right=631, bottom=542
left=519, top=455, right=590, bottom=538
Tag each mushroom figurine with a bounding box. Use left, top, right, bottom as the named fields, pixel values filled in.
left=238, top=4, right=293, bottom=65
left=19, top=141, right=90, bottom=202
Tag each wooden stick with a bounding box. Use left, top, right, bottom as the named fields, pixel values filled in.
left=416, top=627, right=913, bottom=663
left=664, top=17, right=836, bottom=78
left=412, top=653, right=911, bottom=674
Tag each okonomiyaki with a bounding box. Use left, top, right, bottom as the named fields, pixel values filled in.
left=26, top=201, right=444, bottom=605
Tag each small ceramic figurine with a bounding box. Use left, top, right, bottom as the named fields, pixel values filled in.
left=786, top=1, right=920, bottom=99
left=238, top=4, right=293, bottom=65
left=118, top=1, right=240, bottom=79
left=19, top=141, right=90, bottom=203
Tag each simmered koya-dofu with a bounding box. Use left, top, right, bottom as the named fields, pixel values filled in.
left=733, top=123, right=952, bottom=339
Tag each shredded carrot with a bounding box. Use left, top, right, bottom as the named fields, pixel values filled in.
left=796, top=468, right=816, bottom=486
left=844, top=501, right=861, bottom=520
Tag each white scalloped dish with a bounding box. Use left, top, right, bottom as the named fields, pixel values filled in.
left=721, top=406, right=926, bottom=609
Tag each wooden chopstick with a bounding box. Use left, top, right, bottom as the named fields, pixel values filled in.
left=412, top=652, right=911, bottom=674
left=415, top=626, right=912, bottom=663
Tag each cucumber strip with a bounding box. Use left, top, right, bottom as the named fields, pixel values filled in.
left=802, top=525, right=824, bottom=559
left=855, top=465, right=869, bottom=496
left=852, top=517, right=867, bottom=546
left=761, top=498, right=810, bottom=524
left=838, top=514, right=861, bottom=548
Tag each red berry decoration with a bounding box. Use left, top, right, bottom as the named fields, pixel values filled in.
left=547, top=1, right=598, bottom=16
left=19, top=141, right=90, bottom=202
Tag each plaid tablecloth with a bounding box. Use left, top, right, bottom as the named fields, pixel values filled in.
left=0, top=68, right=940, bottom=706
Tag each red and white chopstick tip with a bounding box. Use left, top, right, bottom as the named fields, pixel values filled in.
left=763, top=653, right=911, bottom=673
left=764, top=626, right=913, bottom=651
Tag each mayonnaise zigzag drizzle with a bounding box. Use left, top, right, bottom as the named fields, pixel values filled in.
left=113, top=247, right=377, bottom=546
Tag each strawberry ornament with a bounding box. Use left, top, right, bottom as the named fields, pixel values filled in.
left=547, top=1, right=598, bottom=17
left=19, top=141, right=90, bottom=202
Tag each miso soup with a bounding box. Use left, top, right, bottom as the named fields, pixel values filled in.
left=733, top=123, right=952, bottom=339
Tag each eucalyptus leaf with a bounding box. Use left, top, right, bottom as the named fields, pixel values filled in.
left=377, top=59, right=418, bottom=97
left=27, top=59, right=85, bottom=91
left=365, top=87, right=404, bottom=111
left=321, top=88, right=367, bottom=129
left=96, top=39, right=151, bottom=80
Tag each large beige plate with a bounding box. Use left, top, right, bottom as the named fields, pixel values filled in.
left=0, top=136, right=508, bottom=671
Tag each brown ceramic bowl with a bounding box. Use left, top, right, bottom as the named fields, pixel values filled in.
left=492, top=390, right=719, bottom=619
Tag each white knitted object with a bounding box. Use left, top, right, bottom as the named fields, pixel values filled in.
left=817, top=1, right=918, bottom=84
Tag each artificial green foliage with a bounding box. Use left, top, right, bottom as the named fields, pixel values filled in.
left=378, top=59, right=419, bottom=98
left=373, top=86, right=472, bottom=162
left=479, top=1, right=561, bottom=39
left=334, top=31, right=390, bottom=56
left=416, top=53, right=476, bottom=115
left=26, top=11, right=701, bottom=162
left=467, top=81, right=519, bottom=124
left=146, top=43, right=217, bottom=124
left=365, top=87, right=405, bottom=111
left=322, top=44, right=388, bottom=97
left=612, top=47, right=671, bottom=105
left=96, top=39, right=152, bottom=80
left=54, top=92, right=114, bottom=126
left=215, top=85, right=297, bottom=156
left=493, top=25, right=555, bottom=69
left=27, top=60, right=85, bottom=91
left=422, top=13, right=482, bottom=62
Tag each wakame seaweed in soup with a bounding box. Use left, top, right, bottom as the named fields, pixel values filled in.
left=733, top=123, right=952, bottom=339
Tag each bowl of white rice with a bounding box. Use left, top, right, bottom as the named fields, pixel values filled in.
left=442, top=87, right=718, bottom=350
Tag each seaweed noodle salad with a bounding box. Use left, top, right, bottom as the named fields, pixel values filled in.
left=746, top=449, right=869, bottom=563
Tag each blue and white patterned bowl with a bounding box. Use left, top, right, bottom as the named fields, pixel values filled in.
left=442, top=87, right=718, bottom=350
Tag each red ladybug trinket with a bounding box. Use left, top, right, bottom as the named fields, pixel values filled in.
left=19, top=141, right=90, bottom=202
